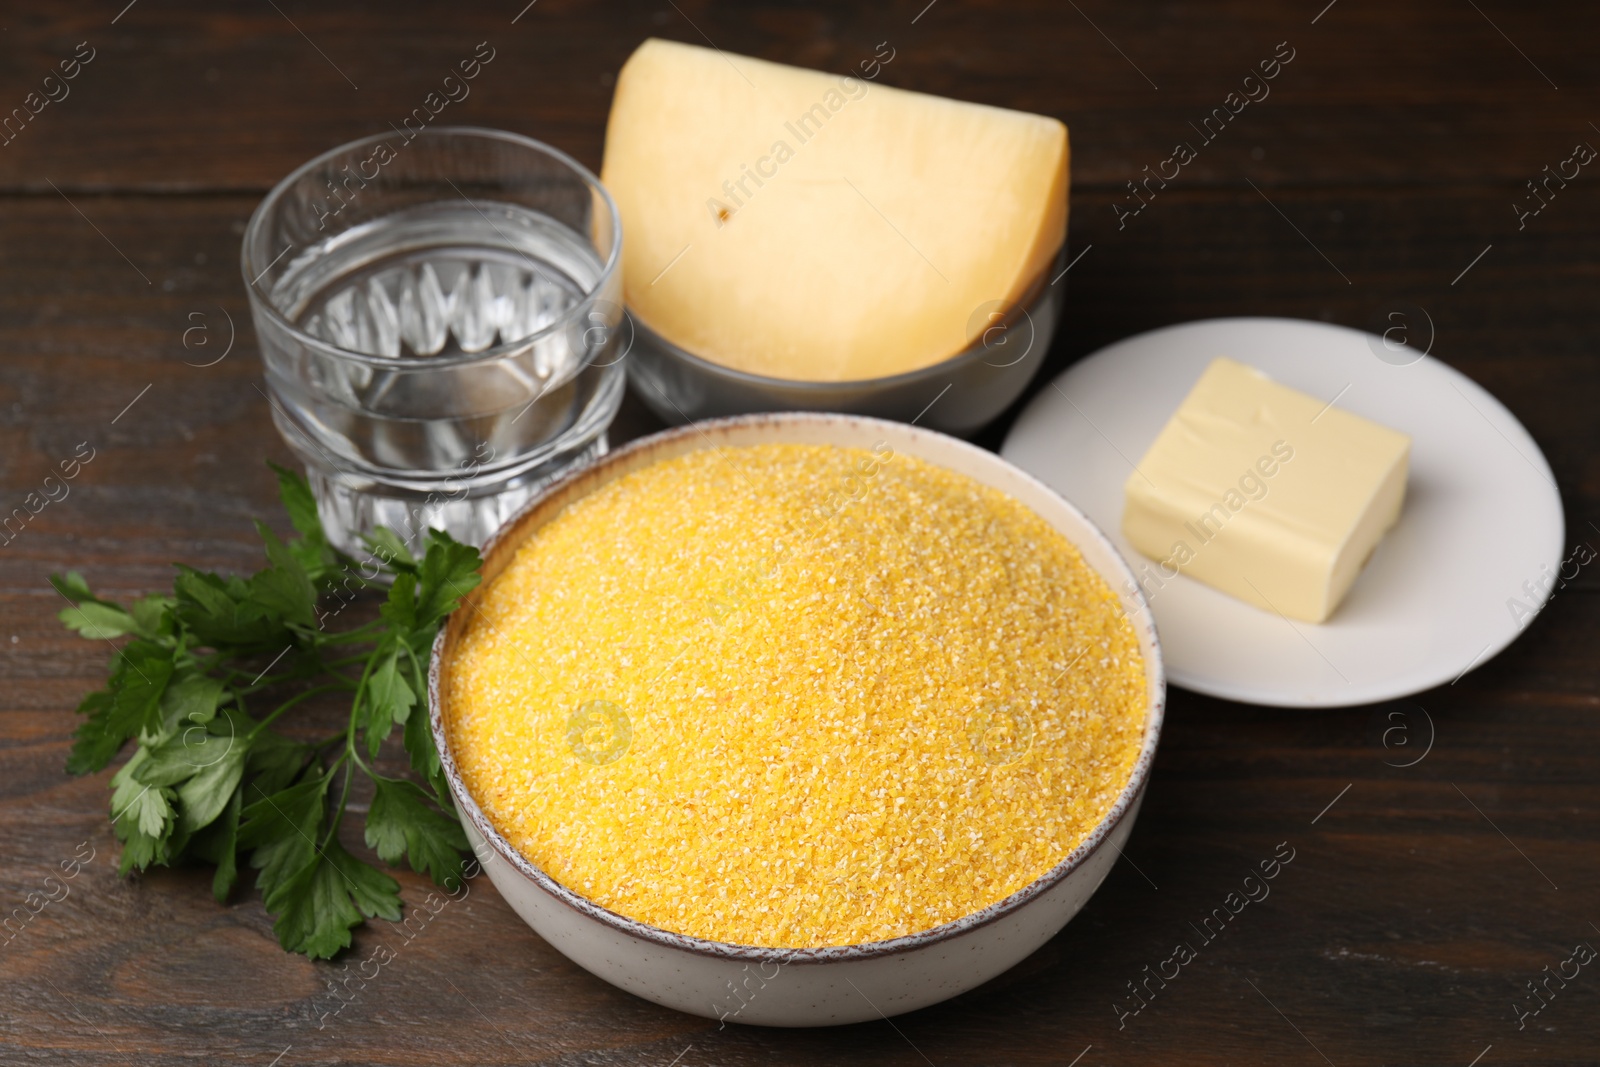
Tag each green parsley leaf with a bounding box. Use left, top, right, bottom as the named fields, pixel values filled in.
left=365, top=777, right=469, bottom=885
left=362, top=527, right=416, bottom=571
left=241, top=771, right=328, bottom=886
left=245, top=725, right=312, bottom=799
left=270, top=462, right=322, bottom=543
left=327, top=839, right=404, bottom=922
left=174, top=566, right=287, bottom=649
left=187, top=787, right=243, bottom=903
left=272, top=839, right=401, bottom=960
left=110, top=752, right=177, bottom=875
left=112, top=751, right=174, bottom=839
left=404, top=672, right=448, bottom=804
left=66, top=688, right=121, bottom=775
left=51, top=572, right=171, bottom=641
left=272, top=463, right=345, bottom=583
left=129, top=594, right=176, bottom=640
left=67, top=641, right=176, bottom=773
left=378, top=571, right=419, bottom=632
left=212, top=794, right=242, bottom=902
left=414, top=531, right=482, bottom=629
left=110, top=641, right=177, bottom=738
left=49, top=570, right=98, bottom=604
left=177, top=735, right=251, bottom=833
left=58, top=600, right=141, bottom=640
left=60, top=464, right=483, bottom=958
left=159, top=672, right=225, bottom=732
left=362, top=647, right=416, bottom=758
left=250, top=521, right=318, bottom=629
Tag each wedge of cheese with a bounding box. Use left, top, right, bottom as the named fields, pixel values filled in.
left=1122, top=358, right=1411, bottom=623
left=600, top=38, right=1068, bottom=382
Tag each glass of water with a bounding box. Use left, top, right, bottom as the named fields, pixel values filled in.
left=242, top=127, right=625, bottom=556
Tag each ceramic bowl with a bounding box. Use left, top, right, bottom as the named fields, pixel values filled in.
left=621, top=248, right=1068, bottom=438
left=429, top=412, right=1165, bottom=1026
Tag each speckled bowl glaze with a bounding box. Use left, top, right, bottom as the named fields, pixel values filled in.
left=429, top=412, right=1165, bottom=1027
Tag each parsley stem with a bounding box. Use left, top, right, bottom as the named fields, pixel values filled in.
left=320, top=644, right=382, bottom=850
left=309, top=621, right=387, bottom=645
left=398, top=639, right=424, bottom=683
left=398, top=641, right=430, bottom=719
left=320, top=758, right=355, bottom=851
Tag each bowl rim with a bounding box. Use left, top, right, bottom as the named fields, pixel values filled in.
left=428, top=411, right=1165, bottom=964
left=239, top=125, right=624, bottom=371
left=624, top=243, right=1068, bottom=393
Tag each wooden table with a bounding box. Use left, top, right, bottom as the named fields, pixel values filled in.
left=2, top=2, right=1596, bottom=1064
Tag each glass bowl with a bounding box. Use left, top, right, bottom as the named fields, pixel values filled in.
left=241, top=127, right=626, bottom=555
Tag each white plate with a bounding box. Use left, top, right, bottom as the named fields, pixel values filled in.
left=1001, top=317, right=1565, bottom=707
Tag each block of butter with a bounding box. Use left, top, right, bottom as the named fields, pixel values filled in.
left=1122, top=358, right=1410, bottom=623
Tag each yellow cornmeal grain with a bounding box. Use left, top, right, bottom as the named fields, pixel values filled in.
left=446, top=443, right=1146, bottom=948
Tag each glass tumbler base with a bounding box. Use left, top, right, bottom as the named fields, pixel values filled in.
left=299, top=434, right=608, bottom=561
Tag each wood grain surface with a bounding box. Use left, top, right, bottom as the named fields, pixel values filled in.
left=1, top=2, right=1596, bottom=1065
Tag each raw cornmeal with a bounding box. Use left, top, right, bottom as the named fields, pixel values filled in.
left=446, top=443, right=1147, bottom=948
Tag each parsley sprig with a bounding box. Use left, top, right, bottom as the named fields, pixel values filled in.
left=54, top=465, right=482, bottom=958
